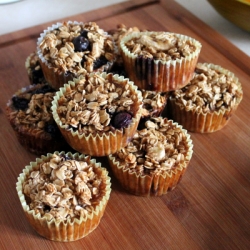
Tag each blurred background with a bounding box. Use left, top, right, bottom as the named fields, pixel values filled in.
left=0, top=0, right=249, bottom=56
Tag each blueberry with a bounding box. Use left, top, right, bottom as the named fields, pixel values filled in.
left=80, top=30, right=88, bottom=38
left=73, top=35, right=90, bottom=52
left=12, top=96, right=29, bottom=110
left=111, top=111, right=133, bottom=129
left=93, top=55, right=108, bottom=70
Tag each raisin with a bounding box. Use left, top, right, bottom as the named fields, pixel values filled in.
left=93, top=55, right=108, bottom=70
left=111, top=111, right=132, bottom=129
left=73, top=35, right=90, bottom=52
left=12, top=96, right=29, bottom=110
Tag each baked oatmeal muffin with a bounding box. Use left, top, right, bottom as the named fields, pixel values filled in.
left=108, top=117, right=193, bottom=196
left=168, top=63, right=243, bottom=133
left=6, top=84, right=69, bottom=155
left=120, top=31, right=202, bottom=92
left=25, top=52, right=46, bottom=85
left=37, top=21, right=116, bottom=90
left=16, top=151, right=111, bottom=241
left=51, top=72, right=143, bottom=156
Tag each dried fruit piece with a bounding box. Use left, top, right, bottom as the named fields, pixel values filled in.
left=111, top=111, right=132, bottom=129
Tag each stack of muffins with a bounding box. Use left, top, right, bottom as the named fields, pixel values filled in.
left=7, top=21, right=243, bottom=241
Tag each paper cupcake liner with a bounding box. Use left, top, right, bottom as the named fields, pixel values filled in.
left=108, top=120, right=193, bottom=197
left=5, top=84, right=70, bottom=155
left=52, top=72, right=143, bottom=156
left=168, top=63, right=243, bottom=133
left=37, top=21, right=116, bottom=90
left=16, top=151, right=111, bottom=241
left=120, top=31, right=202, bottom=92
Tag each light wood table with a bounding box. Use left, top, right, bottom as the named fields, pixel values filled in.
left=0, top=0, right=249, bottom=249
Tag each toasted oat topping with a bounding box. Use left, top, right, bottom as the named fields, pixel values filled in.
left=9, top=85, right=56, bottom=131
left=113, top=117, right=190, bottom=176
left=171, top=63, right=242, bottom=113
left=124, top=32, right=197, bottom=60
left=56, top=73, right=141, bottom=134
left=38, top=21, right=115, bottom=75
left=23, top=153, right=104, bottom=221
left=141, top=90, right=168, bottom=118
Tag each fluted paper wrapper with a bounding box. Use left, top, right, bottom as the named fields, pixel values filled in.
left=169, top=64, right=243, bottom=133
left=16, top=151, right=111, bottom=242
left=37, top=21, right=115, bottom=90
left=120, top=31, right=202, bottom=92
left=108, top=121, right=193, bottom=197
left=52, top=72, right=143, bottom=156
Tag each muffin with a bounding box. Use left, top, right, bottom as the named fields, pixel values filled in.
left=108, top=117, right=193, bottom=196
left=6, top=84, right=69, bottom=155
left=120, top=31, right=202, bottom=92
left=16, top=151, right=111, bottom=241
left=51, top=72, right=143, bottom=156
left=37, top=21, right=116, bottom=90
left=25, top=52, right=46, bottom=85
left=168, top=63, right=243, bottom=133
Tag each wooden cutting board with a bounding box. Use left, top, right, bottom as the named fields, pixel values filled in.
left=0, top=0, right=249, bottom=249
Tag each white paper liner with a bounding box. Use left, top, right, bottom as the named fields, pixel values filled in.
left=108, top=119, right=193, bottom=196
left=37, top=21, right=116, bottom=90
left=16, top=151, right=111, bottom=241
left=120, top=31, right=202, bottom=92
left=51, top=72, right=143, bottom=156
left=169, top=63, right=243, bottom=133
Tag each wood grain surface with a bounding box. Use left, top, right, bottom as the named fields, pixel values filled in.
left=0, top=0, right=249, bottom=249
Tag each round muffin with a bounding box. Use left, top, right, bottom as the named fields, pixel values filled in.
left=168, top=63, right=243, bottom=133
left=120, top=31, right=202, bottom=92
left=6, top=84, right=70, bottom=155
left=108, top=117, right=193, bottom=197
left=37, top=21, right=116, bottom=90
left=25, top=52, right=46, bottom=85
left=16, top=151, right=111, bottom=241
left=51, top=72, right=143, bottom=156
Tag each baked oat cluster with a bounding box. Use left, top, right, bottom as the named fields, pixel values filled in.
left=141, top=90, right=168, bottom=118
left=171, top=63, right=242, bottom=113
left=38, top=21, right=116, bottom=75
left=22, top=153, right=104, bottom=221
left=114, top=117, right=189, bottom=176
left=9, top=85, right=56, bottom=132
left=124, top=32, right=197, bottom=60
left=56, top=73, right=139, bottom=133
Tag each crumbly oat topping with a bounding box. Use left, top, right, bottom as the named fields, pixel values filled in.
left=171, top=63, right=242, bottom=113
left=9, top=86, right=55, bottom=131
left=113, top=117, right=190, bottom=176
left=23, top=153, right=104, bottom=221
left=56, top=73, right=141, bottom=134
left=124, top=32, right=198, bottom=60
left=141, top=90, right=167, bottom=118
left=38, top=21, right=115, bottom=75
